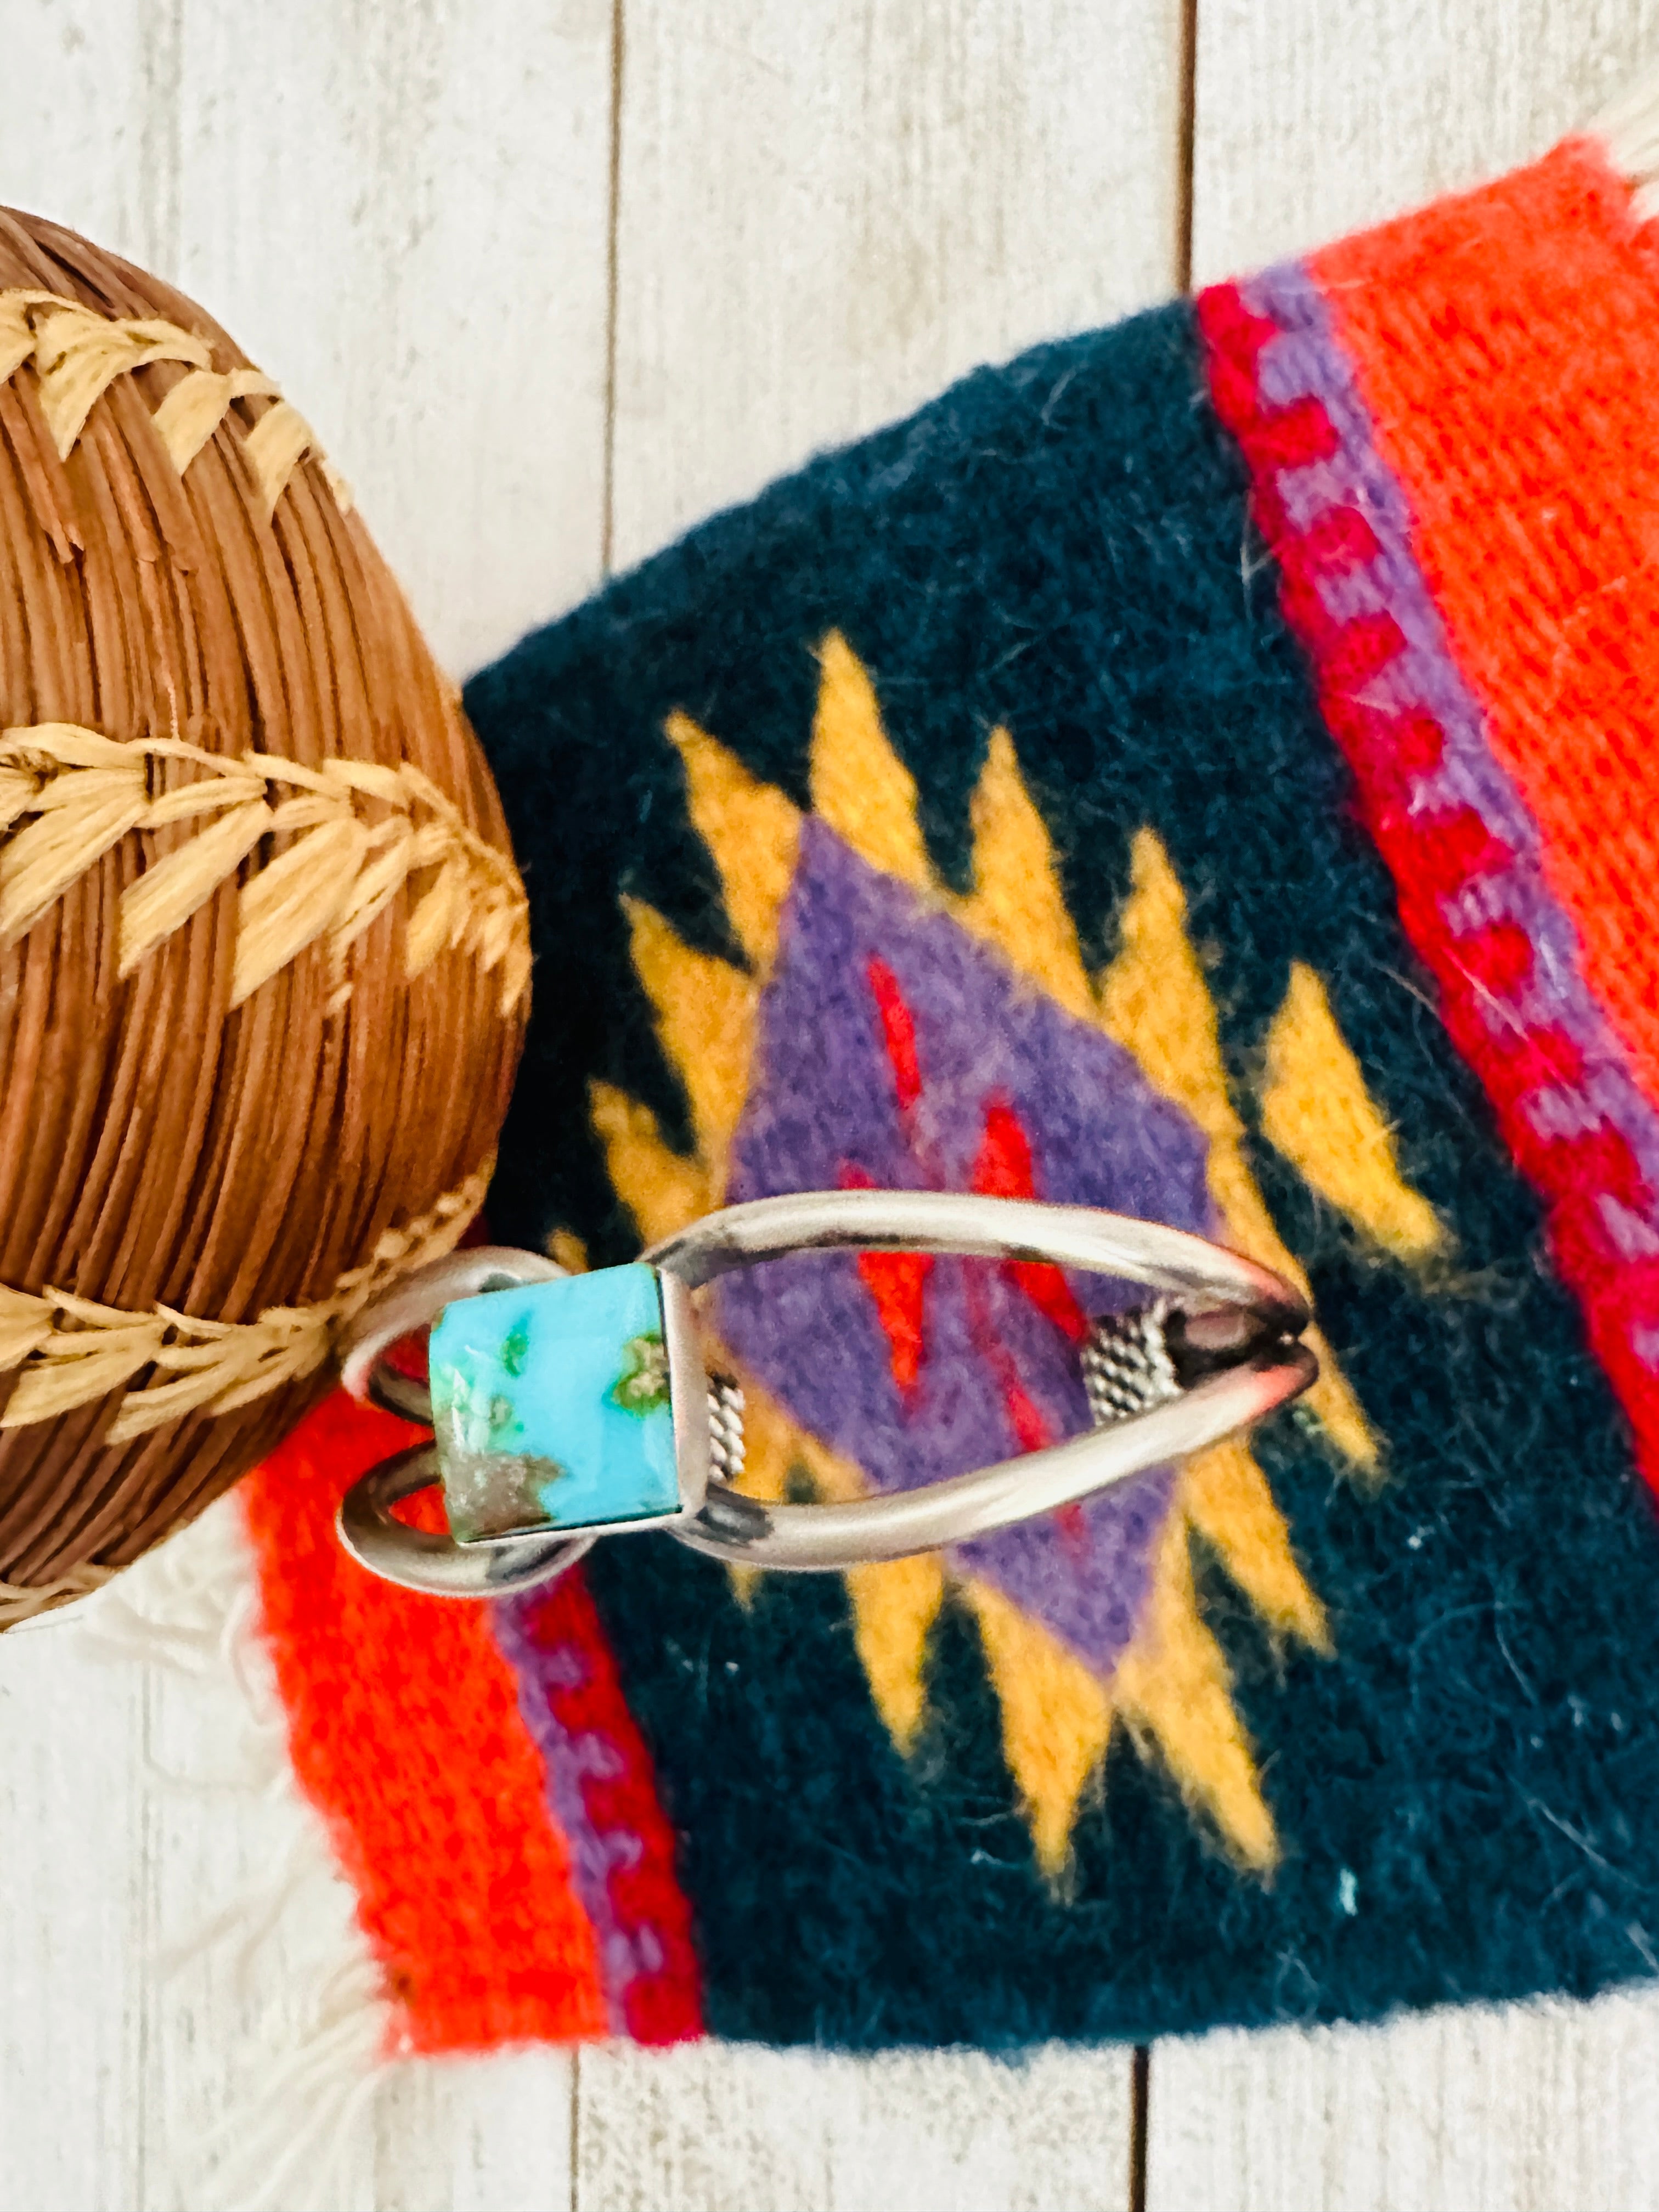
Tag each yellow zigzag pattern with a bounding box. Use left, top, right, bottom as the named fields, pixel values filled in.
left=588, top=633, right=1443, bottom=1876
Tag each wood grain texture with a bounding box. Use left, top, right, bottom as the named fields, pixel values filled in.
left=1148, top=1991, right=1659, bottom=2212
left=1190, top=0, right=1659, bottom=284
left=0, top=1622, right=147, bottom=2211
left=375, top=2051, right=574, bottom=2212
left=0, top=1520, right=584, bottom=2212
left=575, top=2040, right=1132, bottom=2212
left=1, top=1503, right=582, bottom=2212
left=161, top=0, right=617, bottom=677
left=608, top=0, right=1187, bottom=569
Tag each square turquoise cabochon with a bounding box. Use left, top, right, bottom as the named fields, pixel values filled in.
left=429, top=1266, right=679, bottom=1542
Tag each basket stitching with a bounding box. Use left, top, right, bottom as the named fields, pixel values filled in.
left=0, top=286, right=345, bottom=507
left=0, top=1153, right=494, bottom=1442
left=0, top=723, right=532, bottom=1011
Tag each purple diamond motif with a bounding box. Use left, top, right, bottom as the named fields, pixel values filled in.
left=718, top=819, right=1216, bottom=1677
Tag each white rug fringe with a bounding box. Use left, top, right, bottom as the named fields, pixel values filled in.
left=1592, top=63, right=1659, bottom=221
left=193, top=1957, right=398, bottom=2212
left=76, top=1497, right=400, bottom=2212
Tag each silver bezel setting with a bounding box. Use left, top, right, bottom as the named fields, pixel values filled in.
left=659, top=1268, right=711, bottom=1516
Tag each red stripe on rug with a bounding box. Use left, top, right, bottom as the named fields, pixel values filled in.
left=1198, top=190, right=1659, bottom=1491
left=1308, top=136, right=1659, bottom=1114
left=494, top=1572, right=706, bottom=2044
left=239, top=1389, right=610, bottom=2054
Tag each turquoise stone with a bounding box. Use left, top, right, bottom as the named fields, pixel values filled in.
left=428, top=1263, right=681, bottom=1542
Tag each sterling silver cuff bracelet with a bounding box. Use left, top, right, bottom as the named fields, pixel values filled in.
left=335, top=1189, right=1317, bottom=1599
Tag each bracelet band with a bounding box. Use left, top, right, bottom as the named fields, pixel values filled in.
left=335, top=1191, right=1317, bottom=1599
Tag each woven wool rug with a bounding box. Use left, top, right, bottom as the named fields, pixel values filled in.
left=121, top=87, right=1659, bottom=2144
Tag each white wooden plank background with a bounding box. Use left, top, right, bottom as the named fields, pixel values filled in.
left=1189, top=0, right=1659, bottom=285
left=607, top=0, right=1183, bottom=567
left=2, top=2, right=1658, bottom=2206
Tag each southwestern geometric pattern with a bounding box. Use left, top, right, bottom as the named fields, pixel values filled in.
left=239, top=126, right=1659, bottom=2057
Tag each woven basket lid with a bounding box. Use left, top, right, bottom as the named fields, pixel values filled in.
left=0, top=210, right=530, bottom=1623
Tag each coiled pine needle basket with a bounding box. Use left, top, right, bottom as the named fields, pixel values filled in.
left=0, top=210, right=529, bottom=1623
